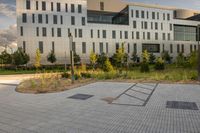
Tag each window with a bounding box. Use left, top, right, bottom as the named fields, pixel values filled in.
left=136, top=32, right=140, bottom=39
left=112, top=30, right=116, bottom=39
left=39, top=41, right=43, bottom=54
left=162, top=33, right=166, bottom=40
left=120, top=31, right=122, bottom=39
left=99, top=43, right=104, bottom=53
left=52, top=42, right=55, bottom=53
left=170, top=24, right=173, bottom=31
left=157, top=12, right=159, bottom=20
left=152, top=12, right=155, bottom=19
left=91, top=30, right=93, bottom=38
left=167, top=14, right=170, bottom=20
left=147, top=11, right=149, bottom=19
left=162, top=44, right=165, bottom=52
left=52, top=28, right=54, bottom=37
left=131, top=10, right=133, bottom=17
left=75, top=29, right=77, bottom=38
left=53, top=15, right=57, bottom=24
left=134, top=43, right=137, bottom=53
left=142, top=44, right=160, bottom=53
left=26, top=0, right=31, bottom=10
left=116, top=43, right=119, bottom=52
left=42, top=1, right=46, bottom=11
left=133, top=21, right=137, bottom=28
left=97, top=30, right=100, bottom=38
left=132, top=31, right=134, bottom=39
left=36, top=27, right=39, bottom=36
left=161, top=23, right=163, bottom=30
left=106, top=43, right=108, bottom=53
left=151, top=22, right=153, bottom=29
left=168, top=33, right=170, bottom=40
left=32, top=14, right=35, bottom=23
left=190, top=45, right=193, bottom=53
left=78, top=5, right=82, bottom=13
left=65, top=4, right=68, bottom=12
left=60, top=15, right=63, bottom=24
left=144, top=22, right=148, bottom=29
left=46, top=14, right=48, bottom=24
left=181, top=44, right=184, bottom=53
left=23, top=41, right=26, bottom=53
left=155, top=22, right=158, bottom=30
left=72, top=42, right=76, bottom=53
left=163, top=13, right=165, bottom=20
left=57, top=3, right=61, bottom=12
left=82, top=17, right=85, bottom=26
left=143, top=32, right=145, bottom=39
left=20, top=26, right=23, bottom=36
left=194, top=45, right=197, bottom=51
left=147, top=32, right=150, bottom=40
left=79, top=29, right=82, bottom=38
left=103, top=30, right=106, bottom=38
left=125, top=31, right=128, bottom=39
left=100, top=2, right=104, bottom=11
left=170, top=44, right=173, bottom=53
left=71, top=4, right=75, bottom=13
left=71, top=16, right=75, bottom=25
left=36, top=1, right=38, bottom=10
left=51, top=2, right=53, bottom=11
left=93, top=42, right=95, bottom=53
left=38, top=14, right=42, bottom=23
left=136, top=10, right=139, bottom=18
left=42, top=27, right=47, bottom=37
left=174, top=25, right=196, bottom=41
left=177, top=44, right=180, bottom=53
left=127, top=43, right=130, bottom=53
left=155, top=33, right=158, bottom=40
left=57, top=28, right=61, bottom=37
left=22, top=13, right=27, bottom=23
left=82, top=42, right=86, bottom=54
left=141, top=21, right=144, bottom=29
left=141, top=11, right=145, bottom=18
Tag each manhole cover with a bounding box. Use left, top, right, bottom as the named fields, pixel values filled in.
left=68, top=94, right=94, bottom=100
left=166, top=101, right=199, bottom=110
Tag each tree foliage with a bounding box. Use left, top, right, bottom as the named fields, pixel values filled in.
left=149, top=53, right=156, bottom=64
left=103, top=58, right=114, bottom=72
left=162, top=51, right=171, bottom=63
left=140, top=50, right=150, bottom=72
left=188, top=51, right=198, bottom=68
left=97, top=52, right=107, bottom=69
left=74, top=52, right=81, bottom=64
left=131, top=52, right=138, bottom=63
left=47, top=50, right=56, bottom=64
left=89, top=51, right=97, bottom=69
left=34, top=49, right=41, bottom=69
left=0, top=51, right=12, bottom=64
left=13, top=48, right=30, bottom=66
left=155, top=57, right=165, bottom=70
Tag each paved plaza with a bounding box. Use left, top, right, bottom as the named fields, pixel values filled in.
left=0, top=81, right=199, bottom=133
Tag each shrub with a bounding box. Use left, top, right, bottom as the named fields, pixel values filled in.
left=176, top=53, right=187, bottom=67
left=81, top=72, right=91, bottom=78
left=155, top=57, right=165, bottom=70
left=149, top=53, right=156, bottom=64
left=97, top=53, right=107, bottom=69
left=103, top=58, right=114, bottom=72
left=61, top=72, right=71, bottom=79
left=47, top=50, right=56, bottom=64
left=140, top=62, right=150, bottom=72
left=188, top=51, right=198, bottom=68
left=34, top=49, right=41, bottom=69
left=74, top=72, right=81, bottom=80
left=131, top=52, right=138, bottom=63
left=140, top=50, right=150, bottom=72
left=89, top=51, right=97, bottom=70
left=74, top=53, right=81, bottom=64
left=13, top=48, right=30, bottom=67
left=162, top=51, right=171, bottom=63
left=0, top=50, right=12, bottom=64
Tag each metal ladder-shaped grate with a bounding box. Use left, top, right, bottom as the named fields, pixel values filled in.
left=111, top=83, right=158, bottom=106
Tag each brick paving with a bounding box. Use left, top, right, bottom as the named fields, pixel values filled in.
left=0, top=82, right=199, bottom=133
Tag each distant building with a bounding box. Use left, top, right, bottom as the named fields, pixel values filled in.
left=17, top=0, right=200, bottom=64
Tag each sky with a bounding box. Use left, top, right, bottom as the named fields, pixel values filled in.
left=0, top=0, right=200, bottom=48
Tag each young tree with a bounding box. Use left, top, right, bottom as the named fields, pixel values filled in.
left=89, top=51, right=97, bottom=70
left=34, top=49, right=41, bottom=69
left=155, top=57, right=165, bottom=70
left=140, top=50, right=150, bottom=72
left=103, top=58, right=114, bottom=72
left=0, top=50, right=12, bottom=64
left=188, top=51, right=198, bottom=68
left=74, top=52, right=81, bottom=64
left=162, top=51, right=171, bottom=63
left=13, top=48, right=30, bottom=67
left=47, top=50, right=56, bottom=64
left=97, top=52, right=107, bottom=69
left=131, top=52, right=138, bottom=63
left=112, top=47, right=126, bottom=68
left=149, top=53, right=156, bottom=64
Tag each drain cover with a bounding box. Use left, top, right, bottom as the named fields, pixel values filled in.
left=166, top=101, right=199, bottom=110
left=68, top=94, right=94, bottom=100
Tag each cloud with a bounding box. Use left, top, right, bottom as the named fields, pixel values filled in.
left=0, top=3, right=16, bottom=19
left=0, top=24, right=17, bottom=48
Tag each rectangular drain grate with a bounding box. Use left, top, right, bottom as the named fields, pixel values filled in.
left=166, top=101, right=199, bottom=110
left=68, top=94, right=94, bottom=100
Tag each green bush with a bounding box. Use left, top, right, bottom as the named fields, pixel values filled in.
left=162, top=51, right=171, bottom=63
left=61, top=72, right=71, bottom=79
left=176, top=53, right=187, bottom=67
left=188, top=51, right=198, bottom=68
left=103, top=58, right=114, bottom=72
left=149, top=53, right=156, bottom=64
left=155, top=57, right=165, bottom=70
left=74, top=73, right=81, bottom=80
left=81, top=72, right=91, bottom=78
left=97, top=53, right=107, bottom=69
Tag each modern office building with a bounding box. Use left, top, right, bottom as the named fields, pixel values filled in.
left=17, top=0, right=200, bottom=64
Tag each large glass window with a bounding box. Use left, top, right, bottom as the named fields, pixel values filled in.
left=174, top=25, right=196, bottom=41
left=142, top=44, right=160, bottom=53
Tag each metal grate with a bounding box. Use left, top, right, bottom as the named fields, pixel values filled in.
left=166, top=101, right=199, bottom=110
left=68, top=94, right=94, bottom=100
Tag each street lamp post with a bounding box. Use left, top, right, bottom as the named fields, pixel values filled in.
left=198, top=25, right=200, bottom=81
left=68, top=33, right=75, bottom=84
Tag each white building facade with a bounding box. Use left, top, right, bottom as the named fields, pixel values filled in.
left=17, top=0, right=200, bottom=64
